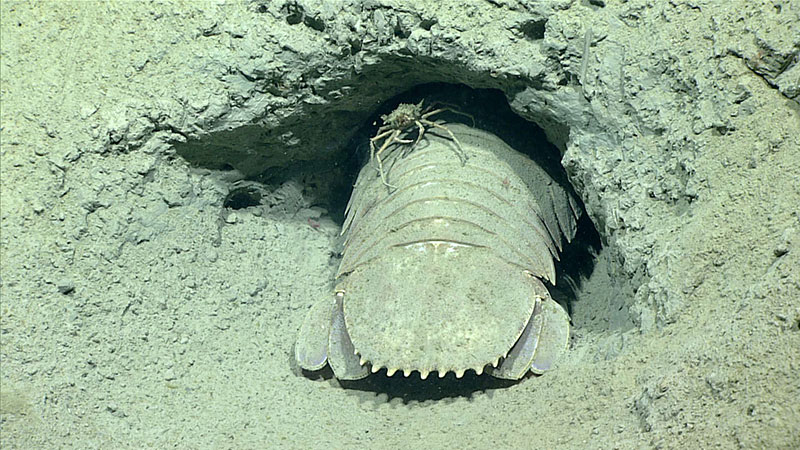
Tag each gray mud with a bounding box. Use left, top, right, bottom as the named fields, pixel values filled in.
left=1, top=1, right=798, bottom=448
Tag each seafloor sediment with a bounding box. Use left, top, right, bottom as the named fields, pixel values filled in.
left=1, top=1, right=798, bottom=448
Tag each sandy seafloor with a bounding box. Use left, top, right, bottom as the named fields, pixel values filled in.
left=1, top=1, right=799, bottom=449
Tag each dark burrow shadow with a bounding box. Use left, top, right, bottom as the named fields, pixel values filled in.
left=300, top=365, right=525, bottom=404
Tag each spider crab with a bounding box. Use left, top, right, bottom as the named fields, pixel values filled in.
left=369, top=101, right=470, bottom=189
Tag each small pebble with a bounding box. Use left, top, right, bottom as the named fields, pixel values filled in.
left=31, top=200, right=45, bottom=214
left=57, top=279, right=75, bottom=294
left=164, top=368, right=177, bottom=381
left=206, top=249, right=219, bottom=263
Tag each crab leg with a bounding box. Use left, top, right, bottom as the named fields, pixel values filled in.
left=369, top=129, right=395, bottom=163
left=422, top=106, right=476, bottom=127
left=411, top=120, right=426, bottom=149
left=371, top=129, right=401, bottom=190
left=422, top=120, right=469, bottom=165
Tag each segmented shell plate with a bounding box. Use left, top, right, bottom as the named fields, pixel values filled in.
left=333, top=123, right=578, bottom=378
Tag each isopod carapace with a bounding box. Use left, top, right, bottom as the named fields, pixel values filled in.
left=296, top=121, right=580, bottom=380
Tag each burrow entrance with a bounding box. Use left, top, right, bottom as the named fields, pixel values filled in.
left=175, top=82, right=633, bottom=399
